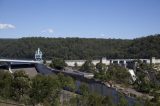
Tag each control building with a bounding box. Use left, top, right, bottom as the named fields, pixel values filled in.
left=35, top=48, right=43, bottom=61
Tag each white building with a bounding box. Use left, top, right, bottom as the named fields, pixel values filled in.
left=35, top=48, right=43, bottom=61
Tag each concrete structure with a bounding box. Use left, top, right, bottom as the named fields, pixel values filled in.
left=65, top=57, right=160, bottom=82
left=151, top=57, right=160, bottom=64
left=0, top=59, right=41, bottom=73
left=35, top=48, right=43, bottom=61
left=65, top=60, right=86, bottom=67
left=0, top=59, right=41, bottom=64
left=65, top=57, right=160, bottom=67
left=0, top=48, right=43, bottom=73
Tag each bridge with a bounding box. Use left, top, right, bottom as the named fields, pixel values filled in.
left=0, top=59, right=41, bottom=64
left=0, top=48, right=43, bottom=73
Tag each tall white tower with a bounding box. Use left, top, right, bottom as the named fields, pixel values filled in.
left=35, top=48, right=43, bottom=61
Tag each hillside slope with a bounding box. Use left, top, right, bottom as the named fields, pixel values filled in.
left=0, top=34, right=159, bottom=59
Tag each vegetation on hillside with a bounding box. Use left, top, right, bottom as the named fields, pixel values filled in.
left=0, top=70, right=75, bottom=105
left=1, top=60, right=160, bottom=105
left=0, top=70, right=134, bottom=106
left=107, top=64, right=131, bottom=84
left=79, top=60, right=131, bottom=84
left=78, top=59, right=160, bottom=105
left=0, top=34, right=160, bottom=59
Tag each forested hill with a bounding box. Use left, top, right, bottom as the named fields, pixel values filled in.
left=0, top=34, right=160, bottom=60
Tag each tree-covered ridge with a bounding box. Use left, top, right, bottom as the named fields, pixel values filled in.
left=0, top=34, right=160, bottom=59
left=127, top=35, right=160, bottom=58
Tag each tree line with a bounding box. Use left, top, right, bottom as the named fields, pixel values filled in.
left=0, top=34, right=160, bottom=59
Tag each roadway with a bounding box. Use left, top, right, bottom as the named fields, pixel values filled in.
left=0, top=59, right=41, bottom=64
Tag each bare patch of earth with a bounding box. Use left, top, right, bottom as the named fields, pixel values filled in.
left=12, top=67, right=38, bottom=77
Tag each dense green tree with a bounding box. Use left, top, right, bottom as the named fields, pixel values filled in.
left=57, top=73, right=76, bottom=90
left=107, top=64, right=131, bottom=84
left=96, top=62, right=107, bottom=73
left=134, top=61, right=153, bottom=93
left=30, top=74, right=61, bottom=105
left=134, top=73, right=151, bottom=93
left=50, top=58, right=67, bottom=70
left=94, top=64, right=131, bottom=83
left=0, top=70, right=13, bottom=99
left=79, top=60, right=95, bottom=73
left=12, top=71, right=31, bottom=102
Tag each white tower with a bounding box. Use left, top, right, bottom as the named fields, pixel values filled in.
left=35, top=48, right=43, bottom=61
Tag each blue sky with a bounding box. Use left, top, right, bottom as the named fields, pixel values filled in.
left=0, top=0, right=160, bottom=39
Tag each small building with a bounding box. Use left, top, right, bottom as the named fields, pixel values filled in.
left=35, top=48, right=43, bottom=61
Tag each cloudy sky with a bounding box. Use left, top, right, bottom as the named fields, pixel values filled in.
left=0, top=0, right=160, bottom=39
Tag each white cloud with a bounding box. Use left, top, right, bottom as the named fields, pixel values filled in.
left=42, top=28, right=54, bottom=33
left=0, top=23, right=15, bottom=29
